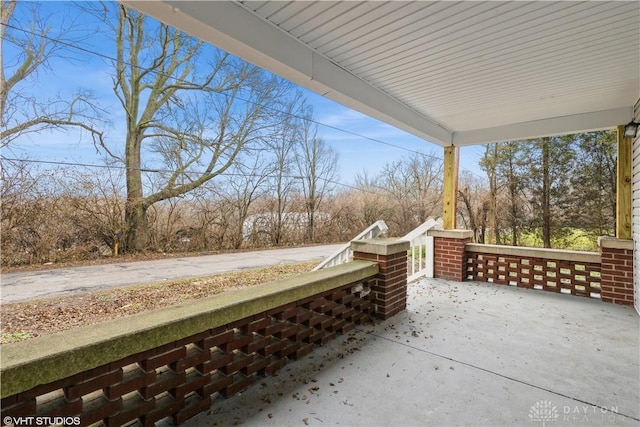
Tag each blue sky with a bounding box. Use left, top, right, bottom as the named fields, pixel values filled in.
left=2, top=1, right=487, bottom=185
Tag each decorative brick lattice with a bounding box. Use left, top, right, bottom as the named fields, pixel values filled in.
left=0, top=283, right=374, bottom=426
left=466, top=252, right=602, bottom=299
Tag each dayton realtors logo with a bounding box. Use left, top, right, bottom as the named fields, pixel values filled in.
left=529, top=399, right=624, bottom=425
left=529, top=400, right=560, bottom=426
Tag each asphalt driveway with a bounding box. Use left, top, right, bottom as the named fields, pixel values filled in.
left=0, top=244, right=343, bottom=303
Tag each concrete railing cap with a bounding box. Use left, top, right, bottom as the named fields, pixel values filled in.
left=466, top=243, right=601, bottom=263
left=598, top=236, right=634, bottom=250
left=427, top=229, right=474, bottom=239
left=351, top=238, right=410, bottom=255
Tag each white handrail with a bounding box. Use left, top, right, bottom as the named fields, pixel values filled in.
left=313, top=220, right=389, bottom=270
left=402, top=218, right=440, bottom=282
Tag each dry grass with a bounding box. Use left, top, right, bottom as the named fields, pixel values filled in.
left=0, top=261, right=316, bottom=344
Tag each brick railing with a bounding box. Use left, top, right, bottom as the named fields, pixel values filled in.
left=465, top=239, right=635, bottom=306
left=599, top=237, right=635, bottom=305
left=428, top=230, right=474, bottom=281
left=1, top=239, right=409, bottom=426
left=352, top=238, right=410, bottom=319
left=466, top=244, right=603, bottom=298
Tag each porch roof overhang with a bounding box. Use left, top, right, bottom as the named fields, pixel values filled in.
left=123, top=1, right=639, bottom=147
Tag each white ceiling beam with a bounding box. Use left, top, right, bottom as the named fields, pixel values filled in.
left=452, top=107, right=633, bottom=146
left=121, top=0, right=453, bottom=145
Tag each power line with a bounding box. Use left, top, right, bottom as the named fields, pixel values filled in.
left=2, top=14, right=487, bottom=179
left=2, top=20, right=445, bottom=163
left=4, top=20, right=445, bottom=160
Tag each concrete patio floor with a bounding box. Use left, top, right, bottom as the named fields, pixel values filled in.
left=177, top=278, right=640, bottom=427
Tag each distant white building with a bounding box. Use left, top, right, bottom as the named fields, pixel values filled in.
left=242, top=212, right=330, bottom=243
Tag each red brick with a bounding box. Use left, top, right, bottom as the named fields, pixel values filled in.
left=64, top=369, right=122, bottom=401
left=264, top=358, right=287, bottom=375
left=80, top=392, right=122, bottom=426
left=139, top=347, right=187, bottom=372
left=110, top=349, right=155, bottom=370
left=170, top=346, right=210, bottom=373
left=141, top=392, right=184, bottom=426
left=241, top=356, right=270, bottom=375
left=319, top=317, right=335, bottom=330
left=227, top=317, right=252, bottom=330
left=139, top=369, right=185, bottom=400
left=294, top=310, right=313, bottom=324
left=275, top=341, right=301, bottom=359
left=304, top=313, right=326, bottom=328
left=105, top=366, right=156, bottom=400
left=273, top=324, right=300, bottom=340
left=329, top=304, right=347, bottom=317
left=242, top=335, right=272, bottom=354
left=174, top=331, right=212, bottom=348
left=294, top=327, right=314, bottom=342
left=220, top=333, right=253, bottom=352
left=220, top=374, right=255, bottom=397
left=304, top=329, right=325, bottom=344
left=171, top=370, right=211, bottom=399
left=105, top=391, right=154, bottom=427
left=328, top=319, right=347, bottom=332
left=17, top=376, right=78, bottom=401
left=257, top=338, right=287, bottom=357
left=262, top=321, right=287, bottom=336
left=339, top=307, right=356, bottom=320
left=197, top=349, right=234, bottom=375
left=341, top=322, right=357, bottom=334
left=201, top=372, right=233, bottom=396
left=1, top=395, right=18, bottom=408
left=1, top=398, right=37, bottom=418
left=241, top=316, right=273, bottom=334
left=352, top=254, right=377, bottom=263
left=199, top=329, right=234, bottom=350
left=607, top=288, right=634, bottom=295
left=220, top=354, right=254, bottom=376
left=292, top=343, right=315, bottom=360
left=172, top=394, right=212, bottom=425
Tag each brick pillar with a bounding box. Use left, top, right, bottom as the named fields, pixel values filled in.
left=598, top=237, right=634, bottom=306
left=427, top=229, right=474, bottom=281
left=352, top=238, right=410, bottom=320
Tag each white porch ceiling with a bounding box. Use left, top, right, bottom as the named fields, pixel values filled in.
left=123, top=1, right=639, bottom=147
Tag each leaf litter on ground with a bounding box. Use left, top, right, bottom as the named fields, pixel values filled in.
left=1, top=261, right=317, bottom=344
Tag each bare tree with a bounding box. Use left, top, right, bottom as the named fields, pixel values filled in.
left=294, top=116, right=338, bottom=242
left=216, top=154, right=271, bottom=249
left=0, top=160, right=44, bottom=251
left=0, top=161, right=80, bottom=265
left=376, top=155, right=442, bottom=235
left=458, top=171, right=489, bottom=243
left=60, top=168, right=126, bottom=253
left=263, top=97, right=305, bottom=246
left=98, top=4, right=295, bottom=251
left=352, top=171, right=392, bottom=228
left=1, top=0, right=105, bottom=147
